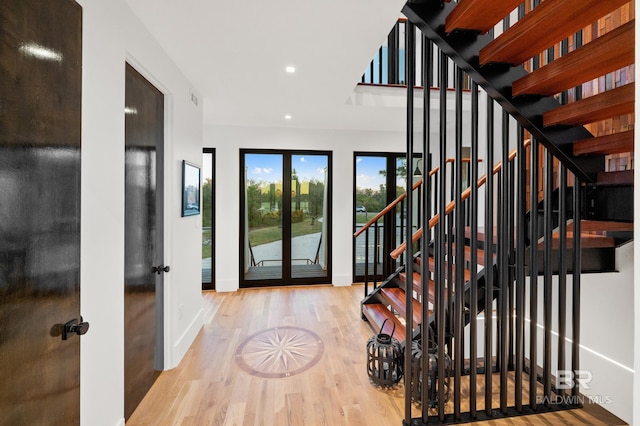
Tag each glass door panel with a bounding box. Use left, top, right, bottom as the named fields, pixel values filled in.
left=202, top=149, right=214, bottom=289
left=243, top=153, right=283, bottom=281
left=354, top=155, right=387, bottom=280
left=291, top=154, right=329, bottom=279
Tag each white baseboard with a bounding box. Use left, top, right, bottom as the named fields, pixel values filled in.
left=170, top=307, right=203, bottom=369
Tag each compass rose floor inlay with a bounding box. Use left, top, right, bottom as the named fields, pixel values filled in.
left=235, top=326, right=324, bottom=379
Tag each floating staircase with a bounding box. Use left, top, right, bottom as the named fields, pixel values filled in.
left=358, top=0, right=634, bottom=422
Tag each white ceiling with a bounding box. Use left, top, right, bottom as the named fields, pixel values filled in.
left=123, top=0, right=408, bottom=131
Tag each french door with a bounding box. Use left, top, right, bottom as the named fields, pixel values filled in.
left=240, top=150, right=331, bottom=287
left=353, top=152, right=423, bottom=282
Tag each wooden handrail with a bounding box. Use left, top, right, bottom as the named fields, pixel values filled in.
left=390, top=140, right=529, bottom=259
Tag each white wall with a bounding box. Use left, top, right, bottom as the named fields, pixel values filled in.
left=78, top=1, right=203, bottom=425
left=537, top=243, right=635, bottom=424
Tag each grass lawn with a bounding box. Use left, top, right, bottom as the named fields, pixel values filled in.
left=355, top=211, right=380, bottom=224
left=249, top=216, right=323, bottom=247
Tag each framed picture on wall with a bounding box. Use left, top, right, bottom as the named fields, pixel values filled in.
left=182, top=160, right=201, bottom=217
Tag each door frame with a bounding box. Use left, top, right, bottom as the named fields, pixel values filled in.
left=239, top=149, right=332, bottom=287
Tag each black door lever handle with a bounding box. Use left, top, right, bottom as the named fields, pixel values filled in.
left=63, top=319, right=90, bottom=340
left=151, top=264, right=170, bottom=274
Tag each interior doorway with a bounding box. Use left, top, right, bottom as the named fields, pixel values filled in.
left=240, top=150, right=332, bottom=287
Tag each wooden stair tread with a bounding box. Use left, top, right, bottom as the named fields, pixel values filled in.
left=573, top=130, right=634, bottom=156
left=568, top=220, right=633, bottom=233
left=398, top=271, right=437, bottom=304
left=445, top=0, right=522, bottom=35
left=480, top=0, right=630, bottom=66
left=513, top=20, right=635, bottom=97
left=537, top=232, right=616, bottom=249
left=380, top=287, right=428, bottom=328
left=543, top=83, right=635, bottom=127
left=362, top=303, right=406, bottom=343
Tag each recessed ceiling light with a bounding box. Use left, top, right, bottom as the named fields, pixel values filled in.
left=284, top=115, right=292, bottom=120
left=285, top=66, right=296, bottom=73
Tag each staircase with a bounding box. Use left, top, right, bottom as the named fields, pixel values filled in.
left=358, top=0, right=634, bottom=423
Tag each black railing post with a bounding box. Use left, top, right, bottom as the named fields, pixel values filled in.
left=469, top=81, right=479, bottom=419
left=403, top=20, right=416, bottom=426
left=499, top=110, right=510, bottom=413
left=420, top=34, right=433, bottom=424
left=364, top=228, right=369, bottom=297
left=543, top=149, right=553, bottom=403
left=558, top=163, right=568, bottom=398
left=436, top=48, right=448, bottom=422
left=572, top=175, right=581, bottom=398
left=529, top=138, right=539, bottom=410
left=515, top=127, right=526, bottom=412
left=453, top=65, right=464, bottom=420
left=374, top=221, right=379, bottom=289
left=484, top=95, right=495, bottom=417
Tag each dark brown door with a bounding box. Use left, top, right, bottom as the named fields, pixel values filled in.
left=124, top=64, right=165, bottom=419
left=0, top=0, right=83, bottom=424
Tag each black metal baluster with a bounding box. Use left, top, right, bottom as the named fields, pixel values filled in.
left=484, top=95, right=494, bottom=416
left=404, top=22, right=416, bottom=424
left=515, top=126, right=526, bottom=412
left=374, top=221, right=379, bottom=289
left=529, top=138, right=539, bottom=410
left=388, top=23, right=397, bottom=85
left=437, top=48, right=448, bottom=422
left=420, top=34, right=433, bottom=424
left=364, top=228, right=369, bottom=296
left=558, top=163, right=568, bottom=399
left=543, top=149, right=553, bottom=403
left=500, top=110, right=509, bottom=413
left=378, top=47, right=383, bottom=85
left=572, top=175, right=581, bottom=398
left=508, top=151, right=516, bottom=372
left=469, top=81, right=479, bottom=419
left=453, top=66, right=464, bottom=420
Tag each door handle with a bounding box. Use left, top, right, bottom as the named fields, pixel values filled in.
left=63, top=318, right=90, bottom=340
left=151, top=264, right=170, bottom=274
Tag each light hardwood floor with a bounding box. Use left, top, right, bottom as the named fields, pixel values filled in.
left=127, top=285, right=625, bottom=425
